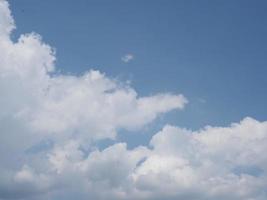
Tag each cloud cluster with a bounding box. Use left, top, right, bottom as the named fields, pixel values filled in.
left=0, top=1, right=266, bottom=200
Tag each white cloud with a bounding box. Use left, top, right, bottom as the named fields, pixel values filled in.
left=7, top=117, right=266, bottom=200
left=0, top=1, right=267, bottom=200
left=0, top=0, right=187, bottom=144
left=0, top=0, right=14, bottom=37
left=136, top=117, right=267, bottom=200
left=121, top=54, right=134, bottom=63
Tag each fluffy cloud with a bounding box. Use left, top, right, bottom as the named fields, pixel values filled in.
left=0, top=0, right=186, bottom=143
left=0, top=1, right=267, bottom=200
left=5, top=118, right=266, bottom=200
left=135, top=118, right=267, bottom=200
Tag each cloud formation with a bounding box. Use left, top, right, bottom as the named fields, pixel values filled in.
left=0, top=1, right=266, bottom=200
left=121, top=54, right=134, bottom=63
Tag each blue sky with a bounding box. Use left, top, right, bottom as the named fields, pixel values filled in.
left=9, top=0, right=267, bottom=131
left=1, top=1, right=267, bottom=199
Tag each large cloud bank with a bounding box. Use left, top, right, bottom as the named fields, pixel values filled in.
left=0, top=1, right=267, bottom=199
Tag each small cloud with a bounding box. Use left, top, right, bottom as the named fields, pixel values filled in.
left=121, top=54, right=134, bottom=63
left=198, top=98, right=206, bottom=104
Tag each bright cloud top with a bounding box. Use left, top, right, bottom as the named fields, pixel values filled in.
left=0, top=1, right=267, bottom=200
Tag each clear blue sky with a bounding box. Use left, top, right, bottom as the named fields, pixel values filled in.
left=9, top=0, right=267, bottom=146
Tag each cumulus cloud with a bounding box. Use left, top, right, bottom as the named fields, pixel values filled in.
left=0, top=0, right=186, bottom=143
left=121, top=54, right=134, bottom=63
left=0, top=1, right=267, bottom=200
left=136, top=118, right=267, bottom=200
left=5, top=118, right=266, bottom=200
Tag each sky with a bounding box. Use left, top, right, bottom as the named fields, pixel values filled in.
left=9, top=0, right=267, bottom=129
left=1, top=0, right=267, bottom=200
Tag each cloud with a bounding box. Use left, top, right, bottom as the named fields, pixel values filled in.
left=136, top=118, right=267, bottom=200
left=0, top=1, right=267, bottom=200
left=5, top=118, right=266, bottom=200
left=121, top=54, right=134, bottom=63
left=0, top=0, right=187, bottom=143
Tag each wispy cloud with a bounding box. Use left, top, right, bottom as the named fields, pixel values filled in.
left=121, top=53, right=134, bottom=63
left=198, top=97, right=207, bottom=103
